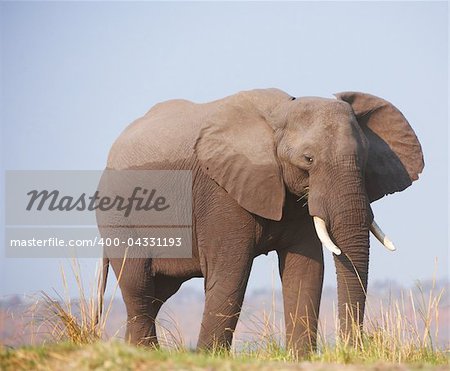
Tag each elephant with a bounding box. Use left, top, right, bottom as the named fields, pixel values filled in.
left=96, top=88, right=423, bottom=355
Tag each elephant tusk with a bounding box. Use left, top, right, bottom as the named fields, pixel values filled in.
left=313, top=216, right=342, bottom=255
left=370, top=220, right=396, bottom=251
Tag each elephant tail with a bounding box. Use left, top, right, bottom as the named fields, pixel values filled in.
left=95, top=256, right=109, bottom=328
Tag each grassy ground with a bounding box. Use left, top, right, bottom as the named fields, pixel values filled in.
left=1, top=261, right=448, bottom=370
left=0, top=341, right=449, bottom=371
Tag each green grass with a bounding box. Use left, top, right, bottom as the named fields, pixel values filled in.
left=0, top=341, right=448, bottom=371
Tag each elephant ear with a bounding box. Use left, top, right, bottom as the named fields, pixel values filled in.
left=195, top=99, right=285, bottom=220
left=335, top=92, right=424, bottom=202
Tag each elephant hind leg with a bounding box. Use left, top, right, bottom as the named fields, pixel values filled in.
left=110, top=257, right=158, bottom=347
left=151, top=276, right=185, bottom=345
left=154, top=276, right=185, bottom=307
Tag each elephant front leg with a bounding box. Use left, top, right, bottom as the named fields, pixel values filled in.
left=277, top=226, right=324, bottom=357
left=197, top=255, right=253, bottom=351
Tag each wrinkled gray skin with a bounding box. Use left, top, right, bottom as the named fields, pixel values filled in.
left=98, top=89, right=423, bottom=355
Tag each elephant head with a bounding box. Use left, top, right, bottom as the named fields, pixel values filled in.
left=195, top=88, right=424, bottom=339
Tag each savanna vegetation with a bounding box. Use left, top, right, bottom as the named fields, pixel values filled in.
left=0, top=260, right=448, bottom=370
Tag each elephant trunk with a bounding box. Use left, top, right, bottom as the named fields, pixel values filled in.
left=308, top=157, right=372, bottom=342
left=331, top=211, right=370, bottom=342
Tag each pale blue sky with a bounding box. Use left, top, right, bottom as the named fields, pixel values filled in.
left=1, top=2, right=448, bottom=297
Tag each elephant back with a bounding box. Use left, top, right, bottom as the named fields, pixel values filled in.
left=107, top=99, right=204, bottom=170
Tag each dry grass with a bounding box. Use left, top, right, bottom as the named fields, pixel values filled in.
left=35, top=260, right=104, bottom=345
left=3, top=259, right=447, bottom=369
left=313, top=278, right=448, bottom=364
left=34, top=258, right=186, bottom=350
left=37, top=260, right=102, bottom=345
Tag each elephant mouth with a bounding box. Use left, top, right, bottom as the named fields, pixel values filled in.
left=312, top=216, right=396, bottom=254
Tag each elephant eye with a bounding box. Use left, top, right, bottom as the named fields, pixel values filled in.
left=304, top=155, right=314, bottom=164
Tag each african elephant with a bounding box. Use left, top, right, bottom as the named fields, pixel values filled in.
left=97, top=88, right=423, bottom=355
